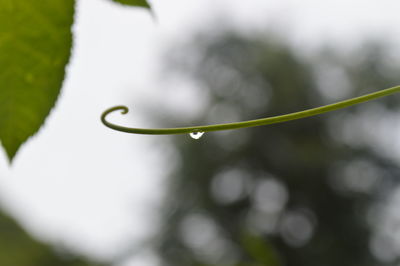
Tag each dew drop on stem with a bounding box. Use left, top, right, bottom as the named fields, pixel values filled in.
left=189, top=131, right=204, bottom=139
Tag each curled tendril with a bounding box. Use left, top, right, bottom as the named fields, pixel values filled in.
left=101, top=85, right=400, bottom=135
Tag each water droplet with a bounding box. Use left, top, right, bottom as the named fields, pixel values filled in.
left=189, top=131, right=204, bottom=139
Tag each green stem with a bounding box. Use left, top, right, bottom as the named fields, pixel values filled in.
left=101, top=85, right=400, bottom=135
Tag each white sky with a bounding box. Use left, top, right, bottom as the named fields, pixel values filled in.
left=1, top=0, right=400, bottom=265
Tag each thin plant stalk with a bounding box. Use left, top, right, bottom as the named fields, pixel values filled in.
left=101, top=85, right=400, bottom=135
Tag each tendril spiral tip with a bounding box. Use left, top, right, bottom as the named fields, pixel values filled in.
left=101, top=85, right=400, bottom=136
left=119, top=106, right=129, bottom=114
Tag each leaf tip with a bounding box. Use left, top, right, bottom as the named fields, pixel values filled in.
left=111, top=0, right=152, bottom=10
left=2, top=145, right=19, bottom=165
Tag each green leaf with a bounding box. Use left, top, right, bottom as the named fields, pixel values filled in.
left=0, top=1, right=75, bottom=162
left=111, top=0, right=151, bottom=9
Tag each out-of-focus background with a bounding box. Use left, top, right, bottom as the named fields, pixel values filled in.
left=1, top=0, right=400, bottom=265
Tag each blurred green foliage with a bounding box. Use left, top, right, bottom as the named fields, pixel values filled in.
left=154, top=32, right=400, bottom=266
left=0, top=209, right=104, bottom=266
